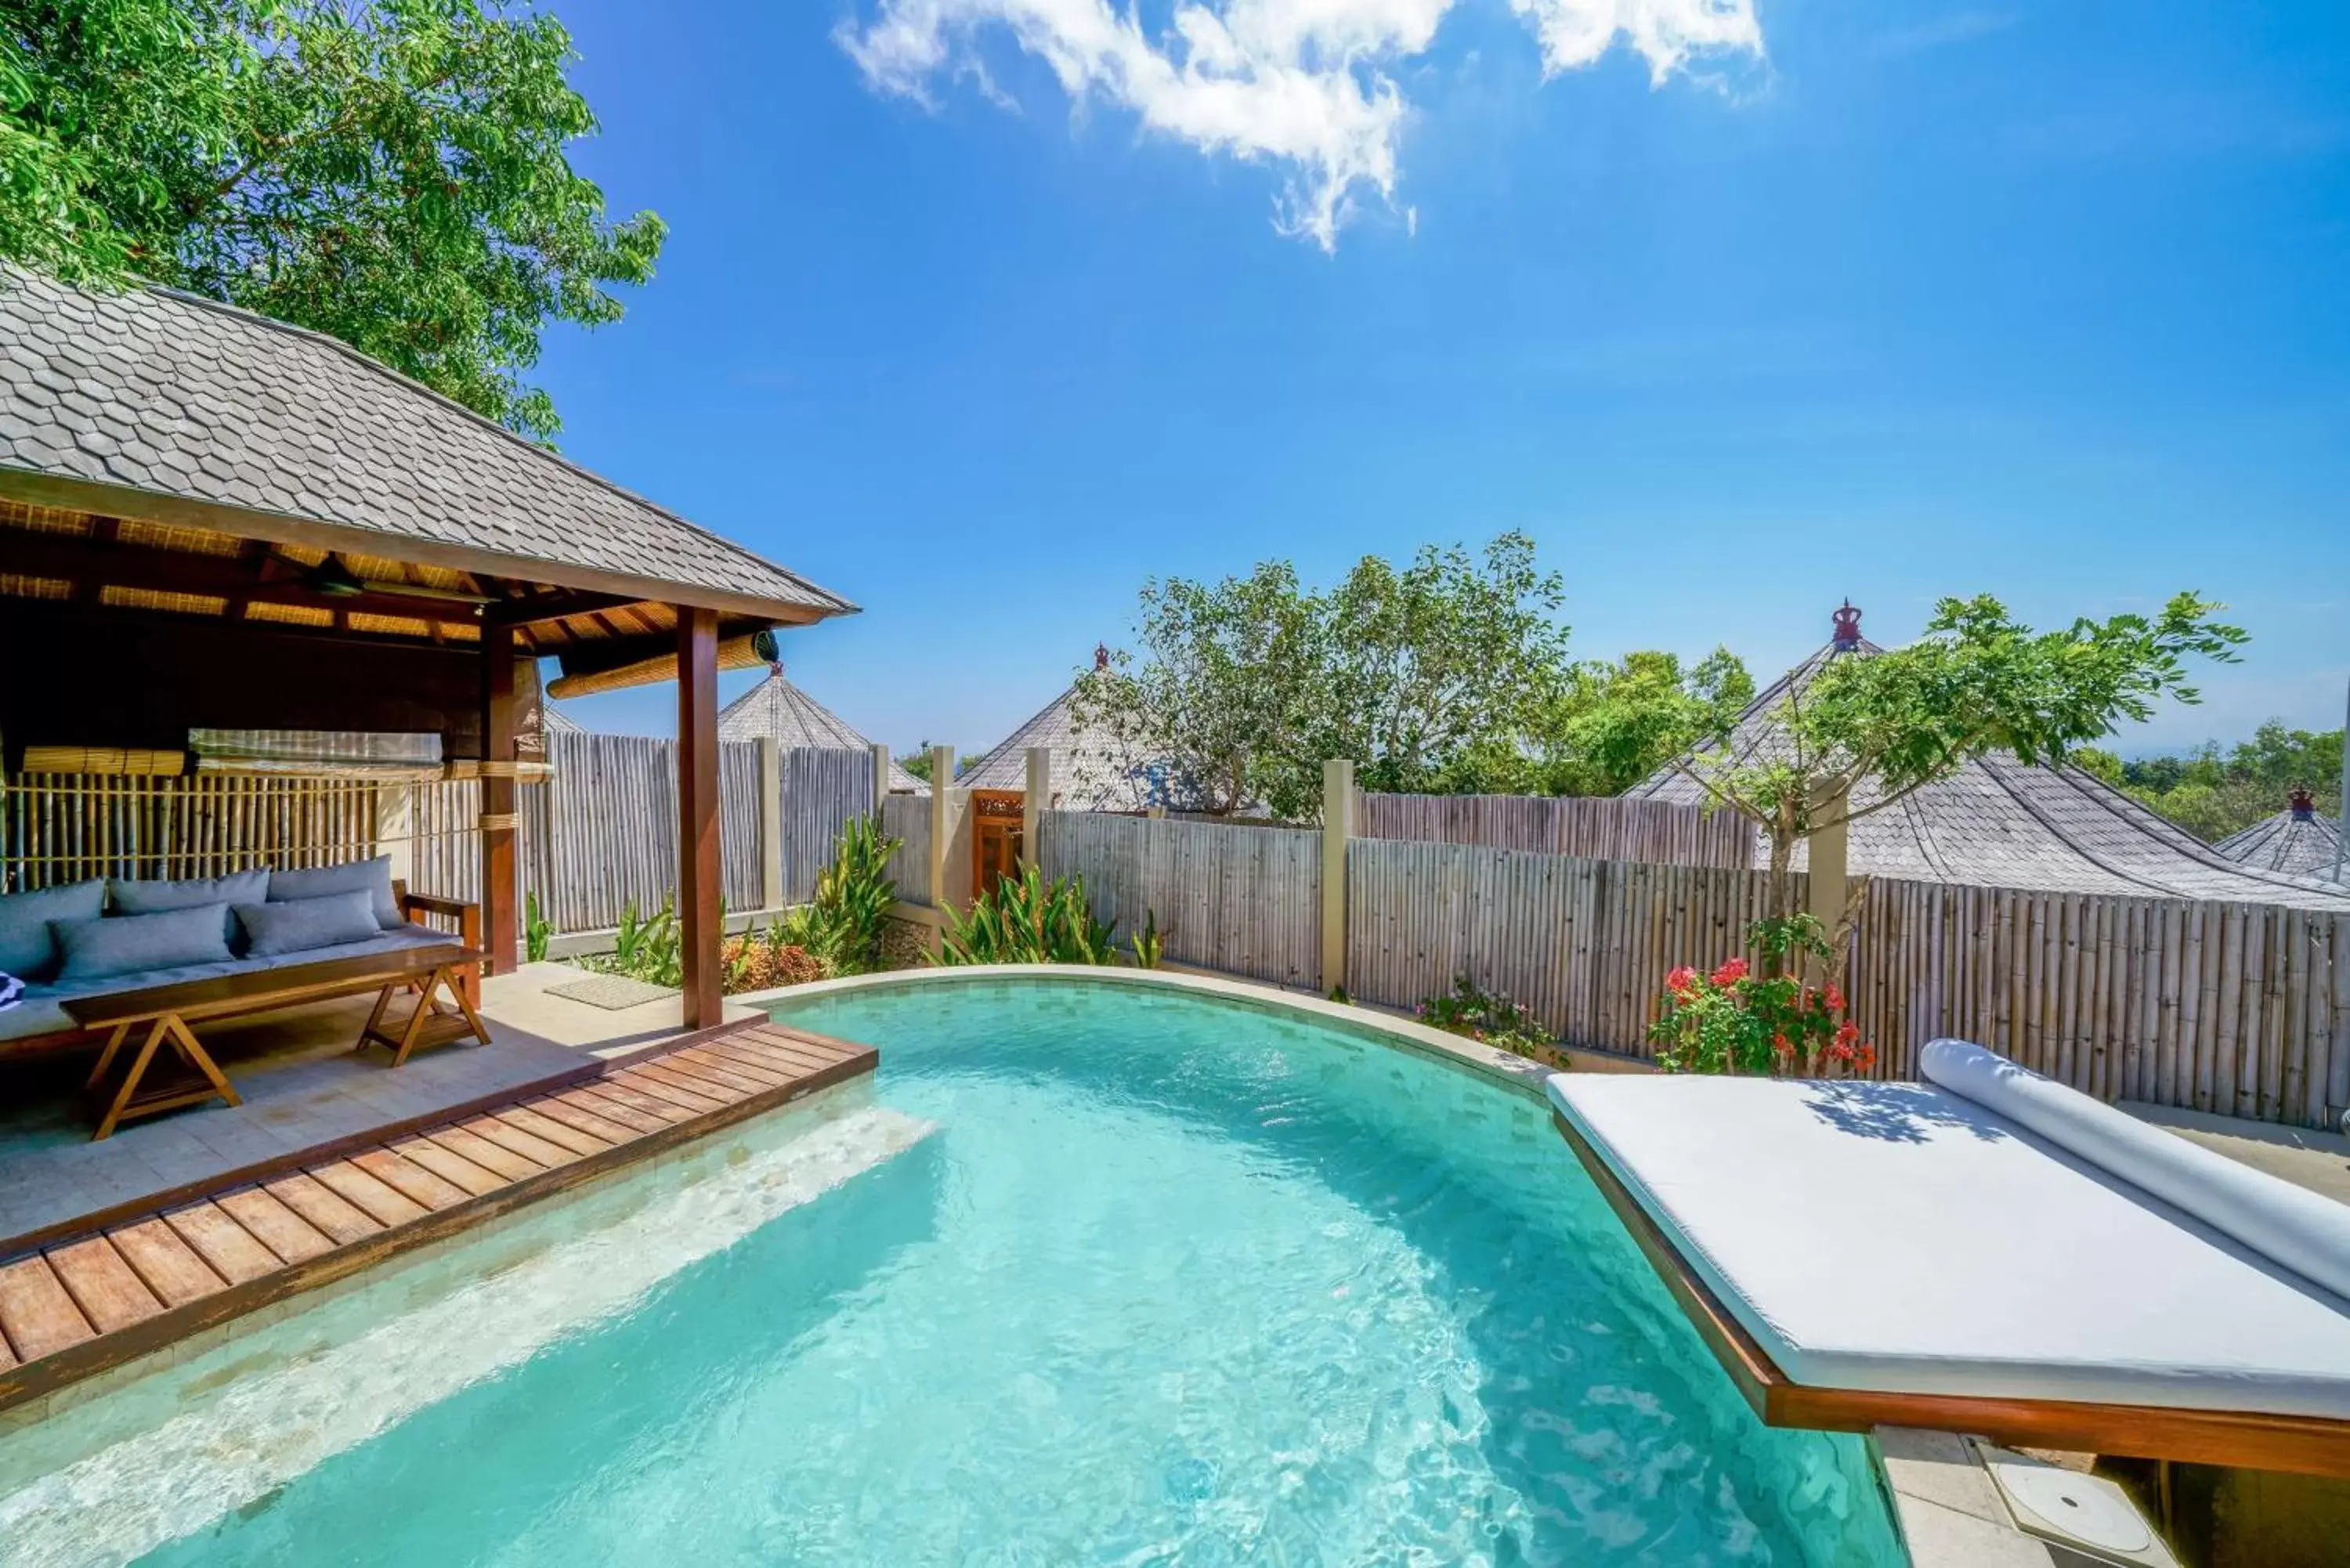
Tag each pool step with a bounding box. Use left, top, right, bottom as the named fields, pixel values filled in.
left=0, top=1020, right=878, bottom=1415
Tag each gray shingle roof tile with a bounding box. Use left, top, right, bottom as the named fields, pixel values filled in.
left=0, top=271, right=853, bottom=620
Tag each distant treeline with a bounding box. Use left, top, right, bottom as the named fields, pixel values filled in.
left=2077, top=722, right=2344, bottom=843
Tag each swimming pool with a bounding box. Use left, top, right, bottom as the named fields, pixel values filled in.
left=0, top=972, right=1903, bottom=1566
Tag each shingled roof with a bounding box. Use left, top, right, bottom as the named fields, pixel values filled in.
left=1630, top=612, right=2350, bottom=910
left=959, top=646, right=1210, bottom=811
left=2214, top=792, right=2345, bottom=883
left=0, top=271, right=852, bottom=623
left=718, top=663, right=924, bottom=792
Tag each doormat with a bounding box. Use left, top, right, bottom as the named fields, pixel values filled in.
left=544, top=974, right=678, bottom=1011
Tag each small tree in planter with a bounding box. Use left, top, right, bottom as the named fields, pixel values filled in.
left=1648, top=915, right=1877, bottom=1077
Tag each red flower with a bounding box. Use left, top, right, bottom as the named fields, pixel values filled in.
left=1835, top=1019, right=1860, bottom=1047
left=1855, top=1045, right=1878, bottom=1074
left=1709, top=957, right=1749, bottom=987
left=1772, top=1031, right=1792, bottom=1058
left=1665, top=965, right=1700, bottom=1000
left=1824, top=984, right=1846, bottom=1013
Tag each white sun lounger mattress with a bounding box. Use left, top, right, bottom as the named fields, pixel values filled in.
left=1546, top=1069, right=2350, bottom=1418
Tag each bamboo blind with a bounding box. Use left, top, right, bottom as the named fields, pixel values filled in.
left=1, top=772, right=381, bottom=889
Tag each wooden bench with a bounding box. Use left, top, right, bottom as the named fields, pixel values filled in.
left=64, top=943, right=489, bottom=1140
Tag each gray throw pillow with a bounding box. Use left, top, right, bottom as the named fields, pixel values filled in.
left=266, top=855, right=402, bottom=931
left=110, top=869, right=269, bottom=946
left=234, top=891, right=384, bottom=958
left=53, top=904, right=233, bottom=983
left=0, top=880, right=107, bottom=982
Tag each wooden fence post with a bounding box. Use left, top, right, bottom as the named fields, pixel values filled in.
left=757, top=735, right=785, bottom=913
left=870, top=742, right=891, bottom=814
left=928, top=744, right=954, bottom=909
left=1321, top=759, right=1354, bottom=996
left=1807, top=782, right=1849, bottom=943
left=1022, top=746, right=1050, bottom=872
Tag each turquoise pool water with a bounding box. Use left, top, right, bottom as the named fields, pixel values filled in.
left=5, top=976, right=1902, bottom=1566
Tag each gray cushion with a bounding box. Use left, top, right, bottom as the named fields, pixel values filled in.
left=267, top=856, right=402, bottom=930
left=0, top=880, right=107, bottom=981
left=109, top=869, right=269, bottom=945
left=235, top=891, right=384, bottom=957
left=52, top=904, right=233, bottom=983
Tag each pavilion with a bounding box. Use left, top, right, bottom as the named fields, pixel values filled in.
left=0, top=270, right=856, bottom=1024
left=718, top=662, right=924, bottom=792
left=2215, top=789, right=2345, bottom=883
left=960, top=645, right=1208, bottom=811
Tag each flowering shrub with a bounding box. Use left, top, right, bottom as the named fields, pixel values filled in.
left=1648, top=916, right=1876, bottom=1077
left=1419, top=976, right=1564, bottom=1067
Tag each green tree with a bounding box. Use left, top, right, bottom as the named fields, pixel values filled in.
left=896, top=745, right=983, bottom=786
left=0, top=0, right=661, bottom=440
left=1675, top=593, right=2249, bottom=897
left=1074, top=536, right=1576, bottom=822
left=1447, top=646, right=1753, bottom=797
left=2116, top=721, right=2345, bottom=840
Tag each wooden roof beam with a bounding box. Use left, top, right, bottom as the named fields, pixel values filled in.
left=0, top=529, right=483, bottom=627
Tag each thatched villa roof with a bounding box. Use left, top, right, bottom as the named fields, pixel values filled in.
left=0, top=271, right=852, bottom=683
left=2214, top=792, right=2345, bottom=883
left=1631, top=610, right=2350, bottom=910
left=959, top=646, right=1208, bottom=811
left=718, top=664, right=924, bottom=792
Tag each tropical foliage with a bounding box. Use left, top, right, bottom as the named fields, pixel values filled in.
left=583, top=896, right=682, bottom=988
left=1416, top=975, right=1560, bottom=1065
left=767, top=814, right=902, bottom=977
left=895, top=745, right=984, bottom=785
left=1444, top=647, right=1753, bottom=797
left=938, top=865, right=1119, bottom=966
left=1672, top=593, right=2249, bottom=880
left=1648, top=916, right=1875, bottom=1077
left=523, top=889, right=552, bottom=963
left=0, top=0, right=662, bottom=439
left=2077, top=721, right=2345, bottom=843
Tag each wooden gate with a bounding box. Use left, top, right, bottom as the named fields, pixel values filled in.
left=971, top=789, right=1022, bottom=900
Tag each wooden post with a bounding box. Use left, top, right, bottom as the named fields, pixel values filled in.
left=1321, top=759, right=1354, bottom=997
left=927, top=744, right=953, bottom=909
left=479, top=623, right=519, bottom=974
left=870, top=741, right=891, bottom=813
left=757, top=735, right=785, bottom=914
left=677, top=608, right=722, bottom=1028
left=1806, top=783, right=1849, bottom=948
left=1022, top=746, right=1050, bottom=872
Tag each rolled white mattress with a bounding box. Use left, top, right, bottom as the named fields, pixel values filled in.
left=1922, top=1038, right=2350, bottom=1304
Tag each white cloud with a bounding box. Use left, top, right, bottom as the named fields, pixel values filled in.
left=837, top=0, right=1765, bottom=249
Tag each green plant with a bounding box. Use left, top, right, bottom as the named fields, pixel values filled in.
left=524, top=891, right=553, bottom=964
left=809, top=814, right=902, bottom=975
left=1127, top=908, right=1165, bottom=970
left=591, top=896, right=681, bottom=988
left=1417, top=976, right=1560, bottom=1064
left=1647, top=915, right=1875, bottom=1077
left=939, top=865, right=1117, bottom=966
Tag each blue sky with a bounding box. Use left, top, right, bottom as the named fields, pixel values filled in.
left=535, top=0, right=2348, bottom=760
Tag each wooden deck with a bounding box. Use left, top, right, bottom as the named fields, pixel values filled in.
left=0, top=1018, right=876, bottom=1415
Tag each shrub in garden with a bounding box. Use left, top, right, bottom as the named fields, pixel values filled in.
left=1647, top=914, right=1875, bottom=1076
left=1417, top=977, right=1563, bottom=1065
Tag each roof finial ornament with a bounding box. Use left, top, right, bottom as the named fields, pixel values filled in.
left=1831, top=599, right=1864, bottom=652
left=2290, top=786, right=2316, bottom=820
left=1094, top=642, right=1112, bottom=670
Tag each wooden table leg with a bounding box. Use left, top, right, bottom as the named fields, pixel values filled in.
left=161, top=1014, right=241, bottom=1108
left=92, top=1019, right=169, bottom=1141
left=388, top=972, right=438, bottom=1068
left=357, top=980, right=398, bottom=1051
left=83, top=1022, right=132, bottom=1092
left=444, top=966, right=494, bottom=1050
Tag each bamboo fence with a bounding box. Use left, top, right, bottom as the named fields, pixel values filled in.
left=1357, top=790, right=1752, bottom=868
left=1040, top=811, right=1321, bottom=988
left=1, top=771, right=382, bottom=888
left=881, top=792, right=930, bottom=898
left=782, top=747, right=877, bottom=905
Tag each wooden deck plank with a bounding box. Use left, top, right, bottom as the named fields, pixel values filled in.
left=522, top=1095, right=641, bottom=1146
left=684, top=1042, right=801, bottom=1087
left=306, top=1162, right=432, bottom=1228
left=607, top=1065, right=732, bottom=1114
left=579, top=1078, right=702, bottom=1124
left=638, top=1055, right=768, bottom=1100
left=491, top=1104, right=611, bottom=1158
left=0, top=1015, right=883, bottom=1419
left=161, top=1202, right=281, bottom=1285
left=423, top=1122, right=553, bottom=1181
left=386, top=1136, right=508, bottom=1198
left=347, top=1149, right=472, bottom=1212
left=731, top=1031, right=852, bottom=1071
left=44, top=1238, right=164, bottom=1335
left=212, top=1189, right=336, bottom=1266
left=107, top=1218, right=230, bottom=1307
left=750, top=1023, right=868, bottom=1063
left=455, top=1114, right=579, bottom=1169
left=262, top=1172, right=385, bottom=1247
left=549, top=1086, right=670, bottom=1136
left=0, top=1256, right=96, bottom=1360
